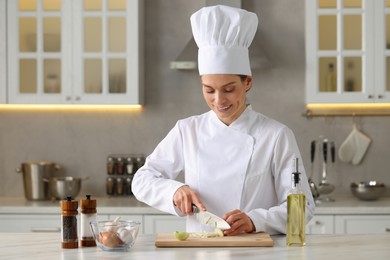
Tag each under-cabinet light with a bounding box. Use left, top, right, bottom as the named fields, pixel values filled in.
left=0, top=104, right=143, bottom=111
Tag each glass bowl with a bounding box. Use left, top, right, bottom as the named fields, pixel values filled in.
left=90, top=220, right=141, bottom=251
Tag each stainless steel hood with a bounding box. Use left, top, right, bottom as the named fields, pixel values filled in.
left=170, top=0, right=242, bottom=70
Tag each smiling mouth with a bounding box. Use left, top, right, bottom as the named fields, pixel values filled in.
left=216, top=105, right=232, bottom=112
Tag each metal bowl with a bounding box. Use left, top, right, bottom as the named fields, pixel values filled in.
left=49, top=177, right=87, bottom=200
left=350, top=181, right=386, bottom=201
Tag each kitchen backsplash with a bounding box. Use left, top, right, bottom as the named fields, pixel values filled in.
left=1, top=0, right=390, bottom=198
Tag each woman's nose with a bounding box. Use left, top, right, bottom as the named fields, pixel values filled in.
left=214, top=91, right=226, bottom=104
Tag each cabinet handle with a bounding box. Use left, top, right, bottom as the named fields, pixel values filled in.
left=368, top=95, right=374, bottom=99
left=30, top=227, right=61, bottom=233
left=386, top=228, right=390, bottom=232
left=378, top=95, right=383, bottom=99
left=314, top=221, right=322, bottom=225
left=66, top=96, right=72, bottom=101
left=75, top=96, right=81, bottom=101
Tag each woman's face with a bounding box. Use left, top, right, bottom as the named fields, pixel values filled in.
left=201, top=74, right=252, bottom=126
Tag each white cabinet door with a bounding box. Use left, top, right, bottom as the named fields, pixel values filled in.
left=335, top=215, right=390, bottom=234
left=143, top=215, right=186, bottom=234
left=5, top=0, right=143, bottom=105
left=0, top=214, right=61, bottom=233
left=306, top=215, right=334, bottom=234
left=305, top=0, right=390, bottom=104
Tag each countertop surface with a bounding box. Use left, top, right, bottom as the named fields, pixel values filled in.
left=0, top=196, right=165, bottom=215
left=1, top=195, right=390, bottom=215
left=0, top=232, right=389, bottom=260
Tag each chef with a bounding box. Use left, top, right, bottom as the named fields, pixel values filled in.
left=132, top=5, right=315, bottom=235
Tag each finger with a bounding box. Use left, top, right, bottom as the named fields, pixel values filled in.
left=191, top=194, right=206, bottom=212
left=223, top=209, right=241, bottom=221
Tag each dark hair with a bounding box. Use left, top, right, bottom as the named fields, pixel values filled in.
left=239, top=75, right=249, bottom=81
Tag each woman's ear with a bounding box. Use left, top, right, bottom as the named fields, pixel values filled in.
left=245, top=76, right=253, bottom=92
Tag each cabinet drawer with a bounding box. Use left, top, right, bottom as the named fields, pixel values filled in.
left=143, top=215, right=186, bottom=234
left=307, top=215, right=334, bottom=234
left=335, top=215, right=390, bottom=234
left=0, top=214, right=61, bottom=233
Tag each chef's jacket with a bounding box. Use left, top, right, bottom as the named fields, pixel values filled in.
left=132, top=106, right=315, bottom=234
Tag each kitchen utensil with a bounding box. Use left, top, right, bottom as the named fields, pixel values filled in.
left=350, top=181, right=386, bottom=201
left=90, top=220, right=141, bottom=251
left=192, top=205, right=231, bottom=230
left=308, top=140, right=319, bottom=199
left=155, top=232, right=274, bottom=247
left=48, top=176, right=88, bottom=200
left=16, top=161, right=61, bottom=201
left=317, top=140, right=335, bottom=195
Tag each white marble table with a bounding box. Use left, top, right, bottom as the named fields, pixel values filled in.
left=0, top=232, right=389, bottom=260
left=1, top=195, right=390, bottom=215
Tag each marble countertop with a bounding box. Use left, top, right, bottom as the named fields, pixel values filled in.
left=0, top=232, right=389, bottom=259
left=1, top=195, right=390, bottom=215
left=0, top=196, right=164, bottom=215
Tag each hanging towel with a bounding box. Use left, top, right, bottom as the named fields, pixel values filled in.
left=338, top=125, right=371, bottom=165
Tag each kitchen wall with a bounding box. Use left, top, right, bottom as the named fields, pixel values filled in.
left=1, top=0, right=390, bottom=198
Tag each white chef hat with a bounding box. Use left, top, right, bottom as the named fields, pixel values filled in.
left=190, top=5, right=258, bottom=76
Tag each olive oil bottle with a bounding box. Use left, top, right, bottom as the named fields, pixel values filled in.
left=287, top=158, right=306, bottom=246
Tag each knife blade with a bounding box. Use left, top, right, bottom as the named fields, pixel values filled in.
left=192, top=205, right=231, bottom=230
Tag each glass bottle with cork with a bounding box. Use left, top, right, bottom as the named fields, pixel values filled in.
left=286, top=157, right=306, bottom=246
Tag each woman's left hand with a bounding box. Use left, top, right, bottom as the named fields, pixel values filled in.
left=222, top=209, right=255, bottom=236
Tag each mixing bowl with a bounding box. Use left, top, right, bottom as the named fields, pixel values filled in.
left=90, top=220, right=141, bottom=251
left=48, top=177, right=87, bottom=200
left=350, top=181, right=386, bottom=201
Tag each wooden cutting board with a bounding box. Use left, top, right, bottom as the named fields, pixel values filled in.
left=155, top=232, right=274, bottom=247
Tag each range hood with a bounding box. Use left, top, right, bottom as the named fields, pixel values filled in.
left=170, top=0, right=242, bottom=70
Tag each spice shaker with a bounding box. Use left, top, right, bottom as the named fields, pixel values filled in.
left=61, top=196, right=78, bottom=249
left=116, top=177, right=124, bottom=195
left=107, top=157, right=114, bottom=175
left=80, top=195, right=97, bottom=247
left=126, top=157, right=134, bottom=175
left=106, top=177, right=115, bottom=195
left=117, top=157, right=124, bottom=175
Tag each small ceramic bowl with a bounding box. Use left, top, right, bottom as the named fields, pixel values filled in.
left=350, top=181, right=386, bottom=201
left=90, top=220, right=141, bottom=251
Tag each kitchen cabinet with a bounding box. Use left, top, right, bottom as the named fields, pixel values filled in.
left=306, top=215, right=334, bottom=234
left=335, top=215, right=390, bottom=234
left=2, top=0, right=143, bottom=105
left=0, top=214, right=62, bottom=233
left=143, top=215, right=186, bottom=234
left=305, top=0, right=390, bottom=104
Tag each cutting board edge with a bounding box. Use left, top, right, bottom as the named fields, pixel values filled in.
left=155, top=240, right=274, bottom=248
left=155, top=232, right=275, bottom=248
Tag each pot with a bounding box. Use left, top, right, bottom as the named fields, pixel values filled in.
left=16, top=161, right=61, bottom=201
left=48, top=176, right=88, bottom=200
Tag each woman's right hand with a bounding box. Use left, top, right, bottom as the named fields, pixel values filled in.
left=173, top=185, right=206, bottom=215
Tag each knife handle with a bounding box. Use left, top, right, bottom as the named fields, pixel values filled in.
left=192, top=205, right=200, bottom=213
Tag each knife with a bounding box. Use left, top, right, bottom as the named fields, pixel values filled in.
left=192, top=205, right=231, bottom=230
